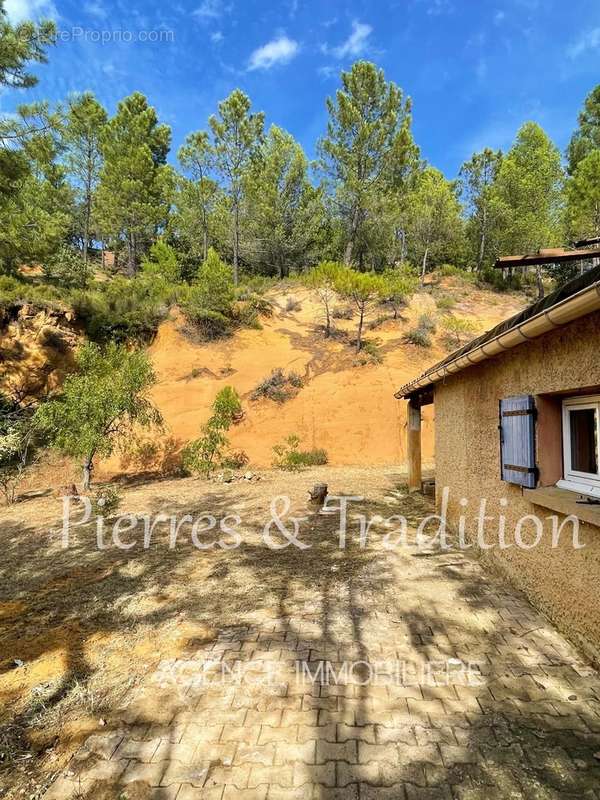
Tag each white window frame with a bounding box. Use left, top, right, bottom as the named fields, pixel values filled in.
left=558, top=394, right=600, bottom=497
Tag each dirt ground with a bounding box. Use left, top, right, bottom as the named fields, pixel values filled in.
left=0, top=466, right=423, bottom=798
left=89, top=277, right=523, bottom=481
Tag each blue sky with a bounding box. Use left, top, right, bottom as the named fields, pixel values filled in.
left=4, top=0, right=599, bottom=177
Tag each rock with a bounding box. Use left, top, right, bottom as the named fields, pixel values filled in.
left=308, top=483, right=328, bottom=505
left=244, top=472, right=254, bottom=481
left=13, top=659, right=24, bottom=669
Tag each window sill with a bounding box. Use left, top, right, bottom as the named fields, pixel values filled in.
left=524, top=486, right=600, bottom=527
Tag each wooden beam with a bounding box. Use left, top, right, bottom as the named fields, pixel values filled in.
left=407, top=399, right=422, bottom=493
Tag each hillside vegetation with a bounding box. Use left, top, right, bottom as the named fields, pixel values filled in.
left=1, top=271, right=527, bottom=493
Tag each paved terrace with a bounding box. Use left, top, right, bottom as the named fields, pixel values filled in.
left=15, top=470, right=600, bottom=800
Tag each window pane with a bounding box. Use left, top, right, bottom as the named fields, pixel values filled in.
left=570, top=408, right=598, bottom=474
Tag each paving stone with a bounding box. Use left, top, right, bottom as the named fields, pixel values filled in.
left=274, top=740, right=316, bottom=765
left=336, top=723, right=376, bottom=743
left=316, top=739, right=358, bottom=764
left=115, top=736, right=162, bottom=761
left=177, top=783, right=225, bottom=799
left=293, top=761, right=336, bottom=787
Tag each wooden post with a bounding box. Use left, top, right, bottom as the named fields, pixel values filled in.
left=407, top=398, right=422, bottom=493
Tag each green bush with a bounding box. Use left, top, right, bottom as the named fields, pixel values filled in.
left=436, top=295, right=456, bottom=311
left=418, top=313, right=437, bottom=333
left=43, top=245, right=91, bottom=289
left=0, top=275, right=65, bottom=309
left=438, top=263, right=462, bottom=277
left=332, top=305, right=353, bottom=319
left=221, top=449, right=249, bottom=470
left=252, top=369, right=304, bottom=403
left=181, top=386, right=242, bottom=478
left=272, top=434, right=328, bottom=471
left=91, top=485, right=122, bottom=516
left=182, top=248, right=236, bottom=339
left=243, top=293, right=274, bottom=317
left=71, top=275, right=171, bottom=343
left=141, top=240, right=181, bottom=283
left=356, top=339, right=383, bottom=364
left=404, top=327, right=432, bottom=347
left=186, top=306, right=233, bottom=338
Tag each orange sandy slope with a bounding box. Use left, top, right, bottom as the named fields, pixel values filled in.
left=101, top=280, right=526, bottom=477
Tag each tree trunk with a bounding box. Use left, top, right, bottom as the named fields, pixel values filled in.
left=344, top=207, right=361, bottom=266
left=82, top=456, right=94, bottom=491
left=232, top=203, right=240, bottom=285
left=127, top=233, right=137, bottom=277
left=535, top=265, right=545, bottom=300
left=477, top=208, right=487, bottom=271
left=202, top=226, right=208, bottom=262
left=83, top=205, right=90, bottom=269
left=420, top=247, right=429, bottom=286
left=356, top=305, right=365, bottom=352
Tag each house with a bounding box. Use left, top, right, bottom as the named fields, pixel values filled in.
left=396, top=264, right=600, bottom=664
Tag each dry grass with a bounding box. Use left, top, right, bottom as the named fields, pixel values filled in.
left=0, top=465, right=429, bottom=799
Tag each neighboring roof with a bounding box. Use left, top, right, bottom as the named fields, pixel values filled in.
left=396, top=264, right=600, bottom=400
left=495, top=247, right=600, bottom=269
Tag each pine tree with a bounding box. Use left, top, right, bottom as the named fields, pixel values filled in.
left=209, top=89, right=264, bottom=284
left=318, top=61, right=418, bottom=269
left=96, top=92, right=172, bottom=275
left=459, top=148, right=502, bottom=270
left=63, top=92, right=107, bottom=266
left=567, top=86, right=600, bottom=175
left=178, top=130, right=217, bottom=261
left=245, top=125, right=324, bottom=277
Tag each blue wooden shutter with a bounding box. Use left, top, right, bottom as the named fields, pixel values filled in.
left=499, top=395, right=537, bottom=488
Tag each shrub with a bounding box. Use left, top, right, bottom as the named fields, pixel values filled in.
left=0, top=275, right=65, bottom=310
left=243, top=293, right=274, bottom=317
left=251, top=369, right=304, bottom=403
left=438, top=263, right=462, bottom=277
left=436, top=295, right=456, bottom=311
left=91, top=485, right=122, bottom=517
left=186, top=307, right=232, bottom=338
left=355, top=339, right=383, bottom=364
left=285, top=296, right=302, bottom=312
left=221, top=449, right=249, bottom=470
left=442, top=314, right=477, bottom=347
left=141, top=240, right=181, bottom=283
left=304, top=261, right=345, bottom=337
left=404, top=327, right=432, bottom=347
left=332, top=305, right=353, bottom=319
left=418, top=314, right=437, bottom=333
left=181, top=386, right=242, bottom=478
left=43, top=245, right=91, bottom=289
left=272, top=434, right=328, bottom=471
left=381, top=267, right=419, bottom=319
left=71, top=276, right=171, bottom=343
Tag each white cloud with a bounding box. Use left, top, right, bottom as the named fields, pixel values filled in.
left=248, top=34, right=299, bottom=71
left=330, top=20, right=372, bottom=59
left=567, top=27, right=600, bottom=59
left=5, top=0, right=56, bottom=23
left=426, top=0, right=453, bottom=16
left=494, top=9, right=505, bottom=24
left=211, top=30, right=224, bottom=43
left=193, top=0, right=228, bottom=21
left=84, top=0, right=107, bottom=18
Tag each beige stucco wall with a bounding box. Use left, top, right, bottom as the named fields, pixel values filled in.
left=434, top=309, right=600, bottom=665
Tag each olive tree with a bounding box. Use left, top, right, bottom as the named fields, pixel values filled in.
left=35, top=342, right=161, bottom=489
